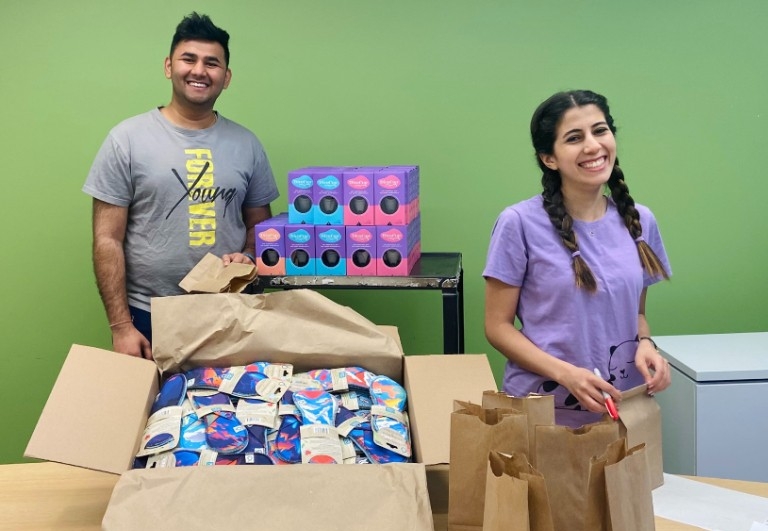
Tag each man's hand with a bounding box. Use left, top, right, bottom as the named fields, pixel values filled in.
left=222, top=252, right=255, bottom=266
left=111, top=324, right=153, bottom=360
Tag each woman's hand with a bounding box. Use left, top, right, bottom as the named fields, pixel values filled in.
left=559, top=365, right=621, bottom=415
left=635, top=340, right=672, bottom=395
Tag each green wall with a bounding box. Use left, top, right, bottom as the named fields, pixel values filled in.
left=2, top=0, right=766, bottom=464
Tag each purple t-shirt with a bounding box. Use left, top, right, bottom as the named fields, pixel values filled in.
left=483, top=195, right=671, bottom=427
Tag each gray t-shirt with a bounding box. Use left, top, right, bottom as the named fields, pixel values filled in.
left=483, top=195, right=671, bottom=427
left=83, top=108, right=280, bottom=311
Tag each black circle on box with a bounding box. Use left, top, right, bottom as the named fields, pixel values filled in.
left=380, top=195, right=399, bottom=215
left=319, top=196, right=338, bottom=214
left=261, top=249, right=280, bottom=267
left=352, top=249, right=370, bottom=267
left=383, top=249, right=402, bottom=267
left=349, top=196, right=368, bottom=215
left=293, top=195, right=312, bottom=214
left=291, top=249, right=309, bottom=267
left=322, top=249, right=340, bottom=267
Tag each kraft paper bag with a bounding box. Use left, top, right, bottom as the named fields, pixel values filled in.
left=151, top=290, right=403, bottom=375
left=618, top=383, right=664, bottom=489
left=534, top=421, right=620, bottom=531
left=178, top=252, right=257, bottom=294
left=605, top=443, right=655, bottom=531
left=103, top=463, right=434, bottom=531
left=483, top=451, right=554, bottom=531
left=448, top=401, right=528, bottom=531
left=483, top=452, right=529, bottom=531
left=481, top=391, right=555, bottom=467
left=584, top=437, right=628, bottom=531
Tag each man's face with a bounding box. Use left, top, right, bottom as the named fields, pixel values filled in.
left=164, top=39, right=231, bottom=108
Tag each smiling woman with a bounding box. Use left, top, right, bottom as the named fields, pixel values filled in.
left=482, top=89, right=672, bottom=428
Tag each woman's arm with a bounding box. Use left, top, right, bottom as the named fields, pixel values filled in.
left=484, top=277, right=618, bottom=412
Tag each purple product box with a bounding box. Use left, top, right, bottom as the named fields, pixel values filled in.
left=288, top=168, right=315, bottom=224
left=285, top=224, right=316, bottom=275
left=374, top=165, right=420, bottom=226
left=313, top=167, right=347, bottom=225
left=343, top=167, right=380, bottom=226
left=345, top=226, right=377, bottom=276
left=254, top=212, right=288, bottom=275
left=315, top=225, right=346, bottom=276
left=376, top=215, right=421, bottom=276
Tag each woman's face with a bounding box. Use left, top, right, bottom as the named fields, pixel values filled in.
left=539, top=104, right=616, bottom=193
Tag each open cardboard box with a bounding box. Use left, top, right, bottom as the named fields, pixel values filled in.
left=25, top=291, right=497, bottom=530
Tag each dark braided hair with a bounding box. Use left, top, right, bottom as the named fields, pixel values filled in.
left=531, top=90, right=669, bottom=292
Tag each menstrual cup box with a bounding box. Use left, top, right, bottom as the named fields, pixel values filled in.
left=312, top=167, right=347, bottom=225
left=346, top=226, right=377, bottom=276
left=315, top=225, right=346, bottom=276
left=254, top=212, right=288, bottom=275
left=25, top=290, right=498, bottom=529
left=288, top=167, right=315, bottom=224
left=343, top=167, right=380, bottom=226
left=376, top=215, right=422, bottom=276
left=285, top=224, right=316, bottom=275
left=374, top=165, right=420, bottom=226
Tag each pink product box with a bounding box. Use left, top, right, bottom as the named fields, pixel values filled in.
left=285, top=224, right=316, bottom=275
left=288, top=168, right=315, bottom=224
left=374, top=165, right=420, bottom=226
left=313, top=167, right=348, bottom=226
left=254, top=212, right=289, bottom=275
left=315, top=226, right=346, bottom=276
left=345, top=226, right=377, bottom=276
left=342, top=167, right=381, bottom=226
left=376, top=215, right=422, bottom=276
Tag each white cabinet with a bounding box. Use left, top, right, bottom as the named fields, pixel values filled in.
left=654, top=333, right=768, bottom=482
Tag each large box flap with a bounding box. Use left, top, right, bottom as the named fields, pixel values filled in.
left=404, top=354, right=497, bottom=466
left=25, top=345, right=158, bottom=474
left=103, top=463, right=434, bottom=531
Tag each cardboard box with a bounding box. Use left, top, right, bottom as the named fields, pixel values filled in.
left=25, top=292, right=497, bottom=530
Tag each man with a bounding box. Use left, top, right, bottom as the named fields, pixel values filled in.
left=83, top=13, right=279, bottom=359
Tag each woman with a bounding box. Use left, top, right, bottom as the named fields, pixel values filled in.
left=483, top=90, right=672, bottom=427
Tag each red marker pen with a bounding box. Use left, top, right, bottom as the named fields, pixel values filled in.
left=593, top=368, right=620, bottom=421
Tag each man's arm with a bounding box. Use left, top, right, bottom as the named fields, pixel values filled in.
left=92, top=199, right=152, bottom=359
left=222, top=205, right=273, bottom=265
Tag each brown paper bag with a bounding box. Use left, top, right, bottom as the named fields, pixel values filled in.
left=483, top=451, right=555, bottom=531
left=178, top=252, right=257, bottom=294
left=483, top=452, right=529, bottom=531
left=150, top=290, right=403, bottom=376
left=448, top=401, right=529, bottom=531
left=618, top=384, right=664, bottom=489
left=481, top=392, right=555, bottom=467
left=534, top=421, right=620, bottom=531
left=585, top=437, right=628, bottom=531
left=605, top=443, right=655, bottom=531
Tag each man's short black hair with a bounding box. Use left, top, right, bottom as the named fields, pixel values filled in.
left=170, top=12, right=230, bottom=65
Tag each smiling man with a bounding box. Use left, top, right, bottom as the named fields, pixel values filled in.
left=83, top=13, right=279, bottom=359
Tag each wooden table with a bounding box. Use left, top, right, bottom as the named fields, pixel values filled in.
left=1, top=462, right=766, bottom=530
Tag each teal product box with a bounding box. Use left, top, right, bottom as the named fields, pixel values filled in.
left=288, top=168, right=314, bottom=224
left=313, top=167, right=346, bottom=225
left=346, top=226, right=377, bottom=276
left=285, top=224, right=316, bottom=275
left=254, top=212, right=288, bottom=276
left=315, top=225, right=346, bottom=276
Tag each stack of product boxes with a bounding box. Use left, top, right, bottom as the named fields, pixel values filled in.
left=255, top=166, right=421, bottom=276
